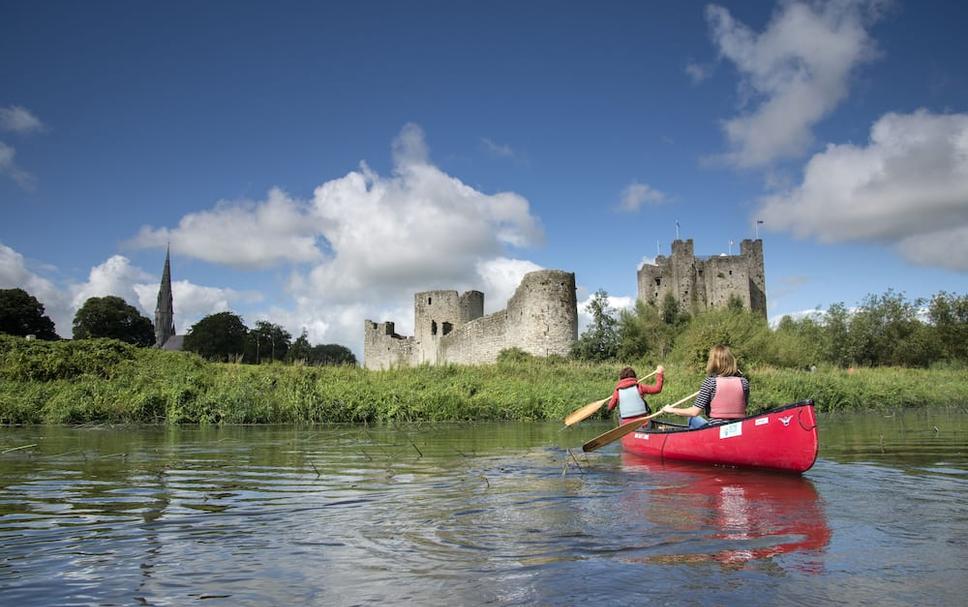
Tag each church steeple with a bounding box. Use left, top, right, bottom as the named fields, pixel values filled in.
left=155, top=246, right=176, bottom=347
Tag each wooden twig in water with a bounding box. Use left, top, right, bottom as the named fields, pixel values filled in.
left=568, top=449, right=584, bottom=475
left=409, top=441, right=423, bottom=458
left=480, top=474, right=490, bottom=488
left=310, top=461, right=321, bottom=478
left=2, top=443, right=37, bottom=454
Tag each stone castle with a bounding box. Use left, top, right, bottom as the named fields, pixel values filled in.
left=364, top=270, right=578, bottom=370
left=637, top=238, right=766, bottom=316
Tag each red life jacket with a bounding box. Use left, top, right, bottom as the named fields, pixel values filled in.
left=709, top=377, right=746, bottom=419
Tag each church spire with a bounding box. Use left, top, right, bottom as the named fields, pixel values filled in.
left=155, top=246, right=176, bottom=347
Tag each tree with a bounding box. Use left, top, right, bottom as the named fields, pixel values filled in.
left=182, top=311, right=248, bottom=361
left=307, top=344, right=357, bottom=366
left=928, top=291, right=968, bottom=363
left=245, top=320, right=292, bottom=364
left=0, top=288, right=59, bottom=339
left=617, top=301, right=676, bottom=361
left=287, top=330, right=313, bottom=363
left=72, top=296, right=155, bottom=346
left=572, top=289, right=619, bottom=361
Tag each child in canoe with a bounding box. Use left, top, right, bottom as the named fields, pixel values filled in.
left=607, top=365, right=664, bottom=421
left=662, top=345, right=748, bottom=428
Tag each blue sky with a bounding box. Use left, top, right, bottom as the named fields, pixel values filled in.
left=1, top=0, right=966, bottom=355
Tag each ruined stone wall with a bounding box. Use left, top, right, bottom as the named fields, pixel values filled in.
left=439, top=310, right=509, bottom=365
left=505, top=270, right=578, bottom=357
left=363, top=321, right=417, bottom=370
left=363, top=269, right=577, bottom=369
left=636, top=239, right=766, bottom=316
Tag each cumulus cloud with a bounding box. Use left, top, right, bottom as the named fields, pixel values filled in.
left=476, top=257, right=544, bottom=313
left=0, top=242, right=69, bottom=332
left=127, top=124, right=546, bottom=354
left=129, top=188, right=322, bottom=269
left=1, top=242, right=248, bottom=337
left=0, top=105, right=44, bottom=134
left=707, top=0, right=882, bottom=167
left=618, top=181, right=667, bottom=212
left=757, top=109, right=968, bottom=271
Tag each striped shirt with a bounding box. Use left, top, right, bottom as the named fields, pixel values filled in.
left=695, top=375, right=749, bottom=416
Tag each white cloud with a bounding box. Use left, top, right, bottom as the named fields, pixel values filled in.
left=481, top=137, right=516, bottom=158
left=476, top=257, right=544, bottom=313
left=130, top=187, right=323, bottom=269
left=618, top=182, right=667, bottom=212
left=758, top=109, right=968, bottom=271
left=0, top=242, right=69, bottom=333
left=1, top=242, right=250, bottom=337
left=707, top=0, right=881, bottom=167
left=125, top=124, right=546, bottom=355
left=0, top=141, right=35, bottom=190
left=70, top=255, right=154, bottom=310
left=0, top=106, right=44, bottom=134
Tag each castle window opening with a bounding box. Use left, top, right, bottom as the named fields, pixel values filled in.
left=428, top=297, right=432, bottom=305
left=442, top=322, right=453, bottom=335
left=654, top=278, right=661, bottom=287
left=431, top=320, right=438, bottom=335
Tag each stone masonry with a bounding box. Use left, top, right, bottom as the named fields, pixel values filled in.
left=636, top=239, right=766, bottom=316
left=364, top=269, right=578, bottom=369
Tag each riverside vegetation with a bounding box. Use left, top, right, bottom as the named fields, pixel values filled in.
left=1, top=333, right=966, bottom=425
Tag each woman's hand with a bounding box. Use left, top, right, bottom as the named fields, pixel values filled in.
left=661, top=404, right=675, bottom=414
left=656, top=365, right=664, bottom=374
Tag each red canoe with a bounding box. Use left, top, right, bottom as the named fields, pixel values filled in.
left=620, top=400, right=819, bottom=473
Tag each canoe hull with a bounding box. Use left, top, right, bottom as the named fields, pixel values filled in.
left=620, top=401, right=819, bottom=473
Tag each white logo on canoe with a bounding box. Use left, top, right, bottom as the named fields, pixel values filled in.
left=779, top=415, right=793, bottom=427
left=719, top=423, right=742, bottom=439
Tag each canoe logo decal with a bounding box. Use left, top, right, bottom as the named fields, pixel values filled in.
left=779, top=415, right=793, bottom=427
left=755, top=417, right=769, bottom=426
left=719, top=423, right=743, bottom=439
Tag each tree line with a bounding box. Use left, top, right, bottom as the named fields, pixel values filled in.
left=573, top=289, right=967, bottom=369
left=0, top=288, right=356, bottom=366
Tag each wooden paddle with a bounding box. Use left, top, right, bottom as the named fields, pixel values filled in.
left=563, top=369, right=659, bottom=427
left=581, top=391, right=700, bottom=453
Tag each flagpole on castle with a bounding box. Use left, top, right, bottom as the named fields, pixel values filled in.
left=675, top=220, right=680, bottom=240
left=755, top=219, right=764, bottom=239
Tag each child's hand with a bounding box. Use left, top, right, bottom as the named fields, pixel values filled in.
left=656, top=365, right=664, bottom=374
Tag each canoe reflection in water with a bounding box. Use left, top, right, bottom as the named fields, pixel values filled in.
left=620, top=453, right=831, bottom=572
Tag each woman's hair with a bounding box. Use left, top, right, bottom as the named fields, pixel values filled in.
left=706, top=345, right=739, bottom=376
left=619, top=366, right=637, bottom=380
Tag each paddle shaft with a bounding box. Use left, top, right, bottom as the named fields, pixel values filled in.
left=581, top=391, right=700, bottom=453
left=563, top=369, right=659, bottom=427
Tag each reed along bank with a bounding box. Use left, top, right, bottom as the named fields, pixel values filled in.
left=1, top=336, right=966, bottom=425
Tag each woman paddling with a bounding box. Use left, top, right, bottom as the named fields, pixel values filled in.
left=607, top=365, right=664, bottom=425
left=662, top=345, right=748, bottom=429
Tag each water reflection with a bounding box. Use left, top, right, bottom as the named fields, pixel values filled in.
left=619, top=453, right=830, bottom=572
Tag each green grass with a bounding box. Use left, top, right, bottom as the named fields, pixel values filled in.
left=1, top=335, right=965, bottom=425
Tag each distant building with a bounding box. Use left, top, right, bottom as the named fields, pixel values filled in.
left=637, top=239, right=766, bottom=316
left=364, top=269, right=578, bottom=369
left=154, top=247, right=184, bottom=350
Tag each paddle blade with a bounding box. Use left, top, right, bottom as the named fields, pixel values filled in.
left=564, top=397, right=609, bottom=426
left=582, top=412, right=657, bottom=452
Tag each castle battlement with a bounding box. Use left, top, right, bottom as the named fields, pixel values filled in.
left=364, top=269, right=578, bottom=369
left=637, top=239, right=766, bottom=316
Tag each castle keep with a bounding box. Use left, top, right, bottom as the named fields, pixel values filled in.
left=364, top=269, right=578, bottom=369
left=637, top=239, right=766, bottom=316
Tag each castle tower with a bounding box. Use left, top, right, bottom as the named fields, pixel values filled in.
left=154, top=247, right=176, bottom=348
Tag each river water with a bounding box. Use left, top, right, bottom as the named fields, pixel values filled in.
left=1, top=408, right=966, bottom=606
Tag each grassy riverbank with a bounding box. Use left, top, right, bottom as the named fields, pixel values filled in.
left=1, top=335, right=966, bottom=424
